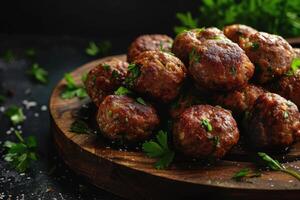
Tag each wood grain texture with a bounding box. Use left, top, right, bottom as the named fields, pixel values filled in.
left=50, top=55, right=300, bottom=200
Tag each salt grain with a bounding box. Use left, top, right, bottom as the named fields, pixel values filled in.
left=34, top=113, right=39, bottom=117
left=22, top=100, right=37, bottom=109
left=0, top=106, right=5, bottom=112
left=41, top=105, right=47, bottom=111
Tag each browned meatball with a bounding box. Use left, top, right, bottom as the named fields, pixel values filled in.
left=189, top=39, right=254, bottom=91
left=244, top=93, right=300, bottom=149
left=269, top=70, right=300, bottom=108
left=127, top=34, right=173, bottom=63
left=223, top=24, right=257, bottom=44
left=213, top=84, right=265, bottom=117
left=239, top=32, right=294, bottom=84
left=172, top=28, right=225, bottom=64
left=97, top=95, right=160, bottom=142
left=173, top=105, right=239, bottom=159
left=85, top=58, right=128, bottom=106
left=294, top=48, right=300, bottom=58
left=126, top=51, right=187, bottom=103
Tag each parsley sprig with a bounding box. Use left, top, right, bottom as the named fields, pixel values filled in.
left=286, top=58, right=300, bottom=76
left=258, top=152, right=300, bottom=181
left=200, top=118, right=213, bottom=132
left=114, top=86, right=132, bottom=96
left=70, top=120, right=93, bottom=134
left=142, top=130, right=175, bottom=169
left=61, top=73, right=88, bottom=99
left=174, top=12, right=198, bottom=34
left=5, top=106, right=25, bottom=125
left=3, top=131, right=38, bottom=172
left=28, top=63, right=48, bottom=84
left=232, top=168, right=261, bottom=181
left=125, top=64, right=140, bottom=87
left=85, top=41, right=112, bottom=57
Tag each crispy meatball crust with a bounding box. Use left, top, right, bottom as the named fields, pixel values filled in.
left=244, top=93, right=300, bottom=149
left=269, top=70, right=300, bottom=108
left=172, top=28, right=225, bottom=64
left=189, top=39, right=254, bottom=91
left=97, top=95, right=160, bottom=142
left=129, top=51, right=187, bottom=103
left=240, top=32, right=294, bottom=84
left=213, top=84, right=265, bottom=117
left=223, top=24, right=257, bottom=44
left=127, top=34, right=173, bottom=63
left=173, top=105, right=239, bottom=158
left=85, top=58, right=128, bottom=106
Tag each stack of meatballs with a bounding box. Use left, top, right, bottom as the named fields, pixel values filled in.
left=84, top=24, right=300, bottom=160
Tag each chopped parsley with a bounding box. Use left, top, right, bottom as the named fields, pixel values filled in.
left=286, top=58, right=300, bottom=76
left=189, top=48, right=201, bottom=63
left=102, top=64, right=111, bottom=71
left=5, top=106, right=25, bottom=125
left=3, top=130, right=38, bottom=172
left=61, top=73, right=88, bottom=99
left=114, top=86, right=132, bottom=96
left=125, top=64, right=140, bottom=87
left=251, top=42, right=260, bottom=51
left=142, top=130, right=175, bottom=169
left=85, top=40, right=112, bottom=57
left=28, top=63, right=48, bottom=84
left=232, top=168, right=261, bottom=181
left=230, top=66, right=237, bottom=76
left=136, top=97, right=147, bottom=105
left=70, top=120, right=93, bottom=134
left=283, top=111, right=289, bottom=119
left=111, top=70, right=119, bottom=79
left=200, top=118, right=213, bottom=132
left=258, top=152, right=300, bottom=181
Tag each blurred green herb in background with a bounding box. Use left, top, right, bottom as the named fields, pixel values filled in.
left=174, top=0, right=300, bottom=37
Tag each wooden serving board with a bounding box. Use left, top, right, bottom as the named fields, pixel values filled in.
left=50, top=55, right=300, bottom=200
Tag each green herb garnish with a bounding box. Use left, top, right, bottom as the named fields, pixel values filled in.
left=286, top=58, right=300, bottom=76
left=174, top=12, right=198, bottom=34
left=61, top=73, right=87, bottom=99
left=136, top=97, right=147, bottom=105
left=258, top=152, right=300, bottom=181
left=70, top=120, right=93, bottom=134
left=2, top=50, right=15, bottom=63
left=114, top=86, right=132, bottom=96
left=200, top=118, right=213, bottom=132
left=283, top=111, right=289, bottom=119
left=102, top=64, right=111, bottom=71
left=25, top=48, right=36, bottom=58
left=3, top=131, right=38, bottom=172
left=232, top=168, right=261, bottom=181
left=85, top=41, right=112, bottom=56
left=189, top=48, right=201, bottom=63
left=28, top=63, right=48, bottom=84
left=111, top=70, right=119, bottom=79
left=125, top=64, right=140, bottom=87
left=230, top=66, right=237, bottom=76
left=251, top=42, right=260, bottom=51
left=142, top=130, right=175, bottom=169
left=5, top=106, right=25, bottom=125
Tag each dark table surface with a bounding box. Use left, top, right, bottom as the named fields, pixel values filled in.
left=0, top=34, right=131, bottom=200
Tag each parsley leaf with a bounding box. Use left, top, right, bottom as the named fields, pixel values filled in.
left=28, top=63, right=48, bottom=84
left=5, top=106, right=25, bottom=125
left=174, top=12, right=198, bottom=34
left=136, top=97, right=147, bottom=105
left=125, top=64, right=140, bottom=87
left=3, top=131, right=38, bottom=172
left=61, top=73, right=88, bottom=99
left=142, top=130, right=175, bottom=169
left=114, top=86, right=132, bottom=96
left=102, top=64, right=111, bottom=71
left=286, top=58, right=300, bottom=76
left=251, top=42, right=260, bottom=51
left=70, top=120, right=93, bottom=134
left=258, top=152, right=300, bottom=181
left=189, top=48, right=201, bottom=63
left=200, top=118, right=213, bottom=132
left=232, top=168, right=261, bottom=181
left=85, top=41, right=112, bottom=57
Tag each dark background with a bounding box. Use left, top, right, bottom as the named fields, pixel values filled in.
left=0, top=1, right=199, bottom=200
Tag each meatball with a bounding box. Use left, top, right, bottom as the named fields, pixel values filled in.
left=172, top=28, right=225, bottom=64
left=269, top=70, right=300, bottom=108
left=173, top=105, right=239, bottom=158
left=127, top=51, right=187, bottom=103
left=213, top=84, right=265, bottom=117
left=189, top=39, right=254, bottom=91
left=97, top=95, right=160, bottom=142
left=85, top=58, right=128, bottom=106
left=294, top=48, right=300, bottom=58
left=244, top=93, right=300, bottom=149
left=127, top=34, right=173, bottom=63
left=223, top=24, right=257, bottom=44
left=239, top=32, right=294, bottom=84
